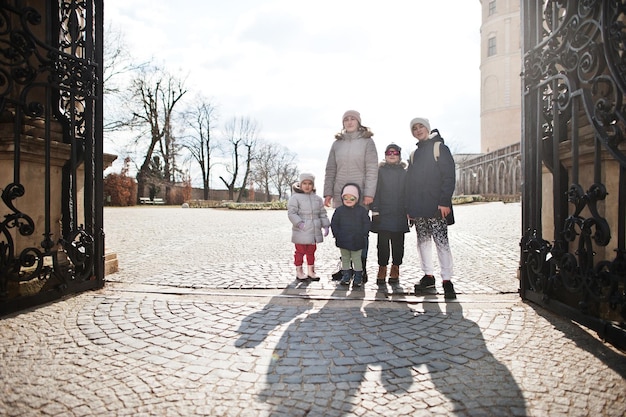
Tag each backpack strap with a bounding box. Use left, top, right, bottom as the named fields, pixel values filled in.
left=410, top=141, right=440, bottom=165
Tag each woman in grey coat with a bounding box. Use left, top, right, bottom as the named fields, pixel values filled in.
left=323, top=110, right=379, bottom=281
left=287, top=173, right=331, bottom=280
left=323, top=110, right=378, bottom=209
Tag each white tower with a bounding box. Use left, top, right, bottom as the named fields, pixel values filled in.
left=480, top=0, right=521, bottom=153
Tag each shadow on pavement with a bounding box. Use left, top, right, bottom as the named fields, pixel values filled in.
left=235, top=285, right=526, bottom=416
left=526, top=301, right=626, bottom=377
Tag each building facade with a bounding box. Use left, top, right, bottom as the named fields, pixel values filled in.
left=480, top=0, right=521, bottom=153
left=457, top=0, right=522, bottom=198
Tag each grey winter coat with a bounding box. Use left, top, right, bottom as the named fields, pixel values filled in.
left=323, top=129, right=379, bottom=208
left=287, top=182, right=331, bottom=244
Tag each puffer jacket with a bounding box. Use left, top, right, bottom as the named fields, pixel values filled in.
left=323, top=128, right=379, bottom=208
left=405, top=131, right=456, bottom=218
left=287, top=182, right=330, bottom=244
left=370, top=160, right=409, bottom=233
left=330, top=183, right=371, bottom=251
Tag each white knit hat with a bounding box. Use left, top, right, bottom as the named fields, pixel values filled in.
left=299, top=173, right=315, bottom=184
left=410, top=117, right=430, bottom=132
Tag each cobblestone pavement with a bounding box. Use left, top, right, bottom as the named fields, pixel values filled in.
left=1, top=202, right=625, bottom=416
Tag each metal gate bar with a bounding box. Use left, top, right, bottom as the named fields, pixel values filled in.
left=0, top=0, right=104, bottom=315
left=520, top=0, right=626, bottom=349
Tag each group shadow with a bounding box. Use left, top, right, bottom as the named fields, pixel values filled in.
left=235, top=284, right=526, bottom=416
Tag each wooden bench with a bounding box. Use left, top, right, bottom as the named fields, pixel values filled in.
left=139, top=197, right=152, bottom=204
left=152, top=198, right=165, bottom=205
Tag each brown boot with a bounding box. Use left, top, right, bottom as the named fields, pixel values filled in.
left=376, top=266, right=387, bottom=285
left=388, top=265, right=400, bottom=283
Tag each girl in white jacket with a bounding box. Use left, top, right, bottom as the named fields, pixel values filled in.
left=287, top=173, right=331, bottom=280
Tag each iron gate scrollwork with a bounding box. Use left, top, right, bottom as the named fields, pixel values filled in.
left=521, top=0, right=626, bottom=348
left=0, top=0, right=104, bottom=315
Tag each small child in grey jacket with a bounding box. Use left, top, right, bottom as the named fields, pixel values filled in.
left=287, top=173, right=331, bottom=281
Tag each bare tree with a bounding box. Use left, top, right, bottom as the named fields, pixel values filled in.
left=219, top=116, right=259, bottom=201
left=274, top=158, right=299, bottom=201
left=251, top=141, right=279, bottom=202
left=128, top=66, right=187, bottom=202
left=251, top=142, right=298, bottom=201
left=102, top=23, right=148, bottom=133
left=181, top=95, right=218, bottom=200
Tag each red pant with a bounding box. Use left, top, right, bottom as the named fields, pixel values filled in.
left=294, top=244, right=316, bottom=266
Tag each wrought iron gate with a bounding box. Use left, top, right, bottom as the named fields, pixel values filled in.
left=0, top=0, right=104, bottom=315
left=520, top=1, right=626, bottom=348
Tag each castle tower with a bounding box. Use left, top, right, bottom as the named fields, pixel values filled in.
left=480, top=0, right=521, bottom=153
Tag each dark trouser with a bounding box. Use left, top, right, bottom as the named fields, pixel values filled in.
left=377, top=230, right=405, bottom=266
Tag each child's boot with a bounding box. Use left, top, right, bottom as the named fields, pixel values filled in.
left=376, top=266, right=387, bottom=285
left=353, top=270, right=364, bottom=287
left=340, top=270, right=352, bottom=286
left=332, top=257, right=343, bottom=280
left=307, top=265, right=320, bottom=281
left=388, top=265, right=400, bottom=284
left=296, top=265, right=307, bottom=280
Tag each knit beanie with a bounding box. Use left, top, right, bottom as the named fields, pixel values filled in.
left=299, top=173, right=315, bottom=184
left=342, top=110, right=361, bottom=125
left=385, top=143, right=402, bottom=154
left=410, top=117, right=430, bottom=133
left=341, top=184, right=359, bottom=199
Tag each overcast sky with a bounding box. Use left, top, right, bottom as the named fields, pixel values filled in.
left=104, top=0, right=481, bottom=189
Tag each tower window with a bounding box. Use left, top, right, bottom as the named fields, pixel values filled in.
left=488, top=37, right=497, bottom=56
left=489, top=1, right=496, bottom=16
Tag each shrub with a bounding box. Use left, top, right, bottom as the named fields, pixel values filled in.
left=104, top=157, right=137, bottom=206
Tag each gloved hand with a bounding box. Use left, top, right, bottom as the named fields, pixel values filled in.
left=297, top=222, right=305, bottom=230
left=323, top=226, right=329, bottom=237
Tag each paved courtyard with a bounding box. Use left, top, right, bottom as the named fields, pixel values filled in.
left=1, top=202, right=625, bottom=416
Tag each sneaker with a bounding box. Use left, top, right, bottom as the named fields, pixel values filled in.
left=415, top=274, right=435, bottom=291
left=443, top=281, right=457, bottom=300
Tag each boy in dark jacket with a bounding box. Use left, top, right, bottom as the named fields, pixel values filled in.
left=371, top=143, right=410, bottom=285
left=331, top=183, right=371, bottom=287
left=406, top=117, right=457, bottom=299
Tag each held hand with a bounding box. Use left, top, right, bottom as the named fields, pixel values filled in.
left=323, top=226, right=329, bottom=237
left=438, top=206, right=451, bottom=218
left=297, top=222, right=305, bottom=230
left=363, top=196, right=374, bottom=206
left=324, top=196, right=332, bottom=207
